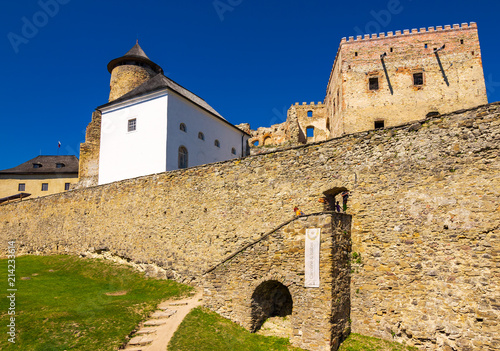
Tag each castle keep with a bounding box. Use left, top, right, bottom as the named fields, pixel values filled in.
left=246, top=22, right=487, bottom=149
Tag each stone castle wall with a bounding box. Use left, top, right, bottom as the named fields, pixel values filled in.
left=75, top=110, right=101, bottom=189
left=204, top=213, right=352, bottom=351
left=327, top=22, right=488, bottom=137
left=1, top=103, right=499, bottom=350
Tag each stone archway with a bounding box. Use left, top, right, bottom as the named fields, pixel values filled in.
left=323, top=186, right=348, bottom=211
left=250, top=280, right=293, bottom=332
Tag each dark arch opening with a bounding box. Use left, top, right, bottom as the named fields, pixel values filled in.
left=323, top=187, right=348, bottom=212
left=250, top=280, right=293, bottom=332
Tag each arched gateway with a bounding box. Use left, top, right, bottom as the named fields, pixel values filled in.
left=203, top=212, right=352, bottom=351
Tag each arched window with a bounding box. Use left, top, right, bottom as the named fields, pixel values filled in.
left=252, top=140, right=259, bottom=146
left=178, top=146, right=188, bottom=169
left=198, top=132, right=204, bottom=140
left=180, top=123, right=187, bottom=132
left=231, top=147, right=236, bottom=155
left=214, top=139, right=220, bottom=148
left=307, top=110, right=313, bottom=117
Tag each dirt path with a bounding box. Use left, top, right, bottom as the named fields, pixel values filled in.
left=120, top=290, right=203, bottom=351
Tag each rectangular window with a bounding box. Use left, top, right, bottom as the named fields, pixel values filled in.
left=41, top=183, right=48, bottom=191
left=65, top=183, right=70, bottom=191
left=374, top=120, right=385, bottom=129
left=306, top=127, right=314, bottom=138
left=128, top=118, right=137, bottom=132
left=18, top=183, right=25, bottom=192
left=369, top=77, right=379, bottom=90
left=413, top=72, right=424, bottom=86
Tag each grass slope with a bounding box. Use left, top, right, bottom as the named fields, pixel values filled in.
left=339, top=333, right=419, bottom=351
left=168, top=307, right=305, bottom=351
left=0, top=255, right=192, bottom=351
left=169, top=308, right=419, bottom=351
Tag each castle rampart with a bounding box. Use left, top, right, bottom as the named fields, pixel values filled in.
left=1, top=102, right=499, bottom=350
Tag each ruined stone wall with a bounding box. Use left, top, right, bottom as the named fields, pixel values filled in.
left=108, top=65, right=157, bottom=102
left=292, top=102, right=328, bottom=143
left=204, top=213, right=351, bottom=351
left=325, top=47, right=344, bottom=138
left=74, top=110, right=101, bottom=189
left=246, top=120, right=291, bottom=149
left=333, top=23, right=487, bottom=136
left=1, top=103, right=499, bottom=350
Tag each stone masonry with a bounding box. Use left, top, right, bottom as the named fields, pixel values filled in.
left=203, top=213, right=351, bottom=351
left=326, top=22, right=487, bottom=137
left=1, top=102, right=499, bottom=350
left=75, top=110, right=101, bottom=189
left=242, top=22, right=487, bottom=150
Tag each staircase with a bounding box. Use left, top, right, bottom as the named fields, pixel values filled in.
left=119, top=291, right=202, bottom=351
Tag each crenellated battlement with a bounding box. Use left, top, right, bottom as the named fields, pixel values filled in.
left=292, top=101, right=324, bottom=107
left=341, top=22, right=477, bottom=44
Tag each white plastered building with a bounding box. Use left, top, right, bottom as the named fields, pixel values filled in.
left=97, top=43, right=249, bottom=185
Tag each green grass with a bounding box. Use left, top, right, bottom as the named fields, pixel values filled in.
left=339, top=333, right=419, bottom=351
left=168, top=307, right=305, bottom=351
left=0, top=255, right=192, bottom=351
left=169, top=309, right=419, bottom=351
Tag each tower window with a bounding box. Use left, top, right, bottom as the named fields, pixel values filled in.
left=306, top=127, right=314, bottom=138
left=56, top=163, right=65, bottom=168
left=214, top=140, right=220, bottom=148
left=390, top=47, right=393, bottom=52
left=33, top=163, right=42, bottom=168
left=65, top=183, right=70, bottom=191
left=41, top=183, right=48, bottom=191
left=460, top=39, right=464, bottom=44
left=180, top=123, right=187, bottom=132
left=424, top=44, right=428, bottom=49
left=355, top=52, right=358, bottom=57
left=128, top=118, right=136, bottom=132
left=413, top=72, right=424, bottom=86
left=198, top=132, right=205, bottom=140
left=231, top=147, right=237, bottom=155
left=18, top=183, right=25, bottom=192
left=178, top=146, right=188, bottom=169
left=374, top=120, right=385, bottom=129
left=369, top=77, right=379, bottom=90
left=307, top=110, right=313, bottom=117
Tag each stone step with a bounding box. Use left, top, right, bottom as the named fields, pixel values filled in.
left=151, top=311, right=174, bottom=319
left=135, top=328, right=157, bottom=335
left=128, top=336, right=154, bottom=346
left=143, top=319, right=167, bottom=326
left=158, top=307, right=177, bottom=316
left=168, top=302, right=188, bottom=306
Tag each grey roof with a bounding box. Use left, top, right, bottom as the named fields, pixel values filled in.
left=98, top=74, right=250, bottom=136
left=124, top=42, right=150, bottom=59
left=107, top=42, right=163, bottom=74
left=98, top=73, right=225, bottom=119
left=0, top=156, right=79, bottom=175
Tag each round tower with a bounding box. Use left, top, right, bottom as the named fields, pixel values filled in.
left=107, top=41, right=163, bottom=102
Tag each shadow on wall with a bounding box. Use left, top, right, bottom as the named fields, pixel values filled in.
left=250, top=280, right=293, bottom=332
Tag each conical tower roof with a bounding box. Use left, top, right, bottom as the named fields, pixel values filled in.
left=124, top=42, right=150, bottom=59
left=107, top=41, right=163, bottom=74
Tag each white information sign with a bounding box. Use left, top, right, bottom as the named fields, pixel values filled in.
left=305, top=228, right=321, bottom=288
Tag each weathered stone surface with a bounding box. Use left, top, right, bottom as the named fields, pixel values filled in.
left=204, top=213, right=351, bottom=351
left=1, top=102, right=499, bottom=350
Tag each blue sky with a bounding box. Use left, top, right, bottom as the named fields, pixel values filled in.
left=1, top=0, right=499, bottom=170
